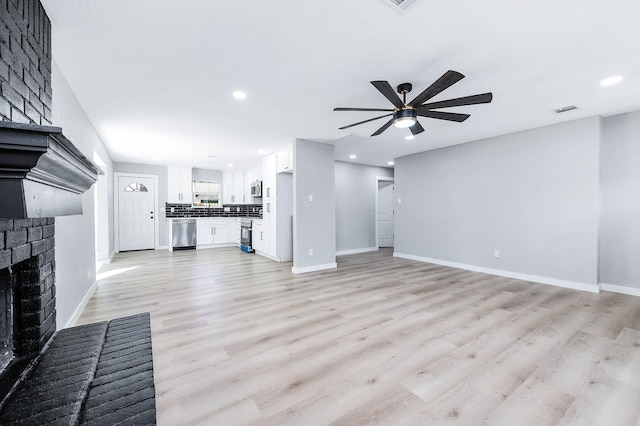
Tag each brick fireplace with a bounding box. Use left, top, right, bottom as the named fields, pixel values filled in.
left=0, top=0, right=98, bottom=403
left=1, top=0, right=55, bottom=386
left=0, top=217, right=56, bottom=373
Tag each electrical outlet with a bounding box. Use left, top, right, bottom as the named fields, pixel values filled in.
left=308, top=248, right=313, bottom=256
left=493, top=249, right=500, bottom=258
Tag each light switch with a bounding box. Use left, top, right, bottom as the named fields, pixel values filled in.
left=397, top=198, right=402, bottom=204
left=309, top=194, right=313, bottom=202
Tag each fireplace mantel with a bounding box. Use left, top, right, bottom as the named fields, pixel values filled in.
left=0, top=121, right=101, bottom=218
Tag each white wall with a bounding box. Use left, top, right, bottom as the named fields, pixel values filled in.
left=51, top=60, right=114, bottom=328
left=335, top=161, right=394, bottom=253
left=395, top=117, right=601, bottom=291
left=600, top=110, right=640, bottom=293
left=292, top=139, right=336, bottom=272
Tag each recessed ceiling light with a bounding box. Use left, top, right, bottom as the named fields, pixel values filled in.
left=600, top=76, right=623, bottom=87
left=233, top=91, right=247, bottom=99
left=227, top=163, right=234, bottom=168
left=387, top=161, right=394, bottom=166
left=349, top=154, right=357, bottom=159
left=405, top=135, right=414, bottom=140
left=257, top=149, right=265, bottom=154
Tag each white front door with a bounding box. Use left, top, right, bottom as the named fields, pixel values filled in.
left=377, top=180, right=394, bottom=248
left=118, top=176, right=156, bottom=251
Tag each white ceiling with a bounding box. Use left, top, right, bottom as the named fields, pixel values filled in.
left=41, top=0, right=640, bottom=170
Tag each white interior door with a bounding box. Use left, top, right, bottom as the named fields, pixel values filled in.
left=377, top=181, right=394, bottom=248
left=118, top=176, right=156, bottom=251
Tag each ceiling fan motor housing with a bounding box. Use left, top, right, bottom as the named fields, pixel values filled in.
left=394, top=108, right=417, bottom=128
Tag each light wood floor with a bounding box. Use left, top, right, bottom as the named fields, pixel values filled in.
left=78, top=248, right=640, bottom=425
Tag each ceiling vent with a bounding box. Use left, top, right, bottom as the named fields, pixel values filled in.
left=553, top=105, right=578, bottom=114
left=378, top=0, right=419, bottom=14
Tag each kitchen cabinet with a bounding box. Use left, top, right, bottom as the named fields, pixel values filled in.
left=252, top=219, right=268, bottom=253
left=257, top=151, right=292, bottom=261
left=232, top=171, right=245, bottom=203
left=168, top=167, right=193, bottom=203
left=262, top=153, right=277, bottom=201
left=228, top=218, right=241, bottom=244
left=276, top=143, right=293, bottom=173
left=223, top=170, right=250, bottom=204
left=197, top=218, right=229, bottom=246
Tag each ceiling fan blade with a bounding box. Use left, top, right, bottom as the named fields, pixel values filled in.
left=407, top=70, right=465, bottom=107
left=371, top=119, right=394, bottom=136
left=417, top=110, right=470, bottom=122
left=371, top=81, right=405, bottom=109
left=417, top=92, right=493, bottom=110
left=410, top=121, right=425, bottom=135
left=334, top=107, right=395, bottom=112
left=339, top=113, right=393, bottom=130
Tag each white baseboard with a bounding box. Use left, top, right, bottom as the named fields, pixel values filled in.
left=196, top=243, right=236, bottom=250
left=256, top=250, right=289, bottom=262
left=601, top=283, right=640, bottom=297
left=64, top=280, right=98, bottom=329
left=393, top=252, right=600, bottom=294
left=156, top=245, right=168, bottom=250
left=337, top=247, right=378, bottom=256
left=292, top=262, right=338, bottom=274
left=96, top=252, right=114, bottom=269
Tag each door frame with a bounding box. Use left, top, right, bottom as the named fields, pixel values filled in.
left=114, top=172, right=160, bottom=253
left=375, top=176, right=395, bottom=249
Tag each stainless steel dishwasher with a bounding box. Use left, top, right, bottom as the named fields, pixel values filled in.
left=172, top=219, right=197, bottom=250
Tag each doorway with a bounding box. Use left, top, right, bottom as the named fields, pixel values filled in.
left=376, top=177, right=394, bottom=248
left=116, top=175, right=157, bottom=251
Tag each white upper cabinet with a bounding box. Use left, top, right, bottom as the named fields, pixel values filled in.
left=232, top=170, right=245, bottom=203
left=276, top=143, right=293, bottom=173
left=222, top=170, right=233, bottom=204
left=223, top=170, right=244, bottom=204
left=262, top=153, right=277, bottom=200
left=223, top=167, right=263, bottom=205
left=168, top=167, right=192, bottom=203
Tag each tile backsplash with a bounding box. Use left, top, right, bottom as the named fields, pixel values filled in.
left=166, top=203, right=262, bottom=218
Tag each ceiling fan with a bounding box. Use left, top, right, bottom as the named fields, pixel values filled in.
left=334, top=70, right=493, bottom=137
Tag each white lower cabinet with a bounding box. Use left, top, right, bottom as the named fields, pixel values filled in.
left=252, top=220, right=267, bottom=253
left=229, top=218, right=241, bottom=245
left=197, top=218, right=230, bottom=246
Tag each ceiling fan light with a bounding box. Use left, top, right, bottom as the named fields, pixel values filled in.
left=394, top=117, right=416, bottom=128
left=394, top=109, right=417, bottom=128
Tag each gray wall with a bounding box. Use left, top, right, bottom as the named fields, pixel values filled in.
left=293, top=139, right=336, bottom=271
left=193, top=168, right=223, bottom=183
left=335, top=161, right=394, bottom=253
left=113, top=162, right=169, bottom=247
left=52, top=61, right=114, bottom=328
left=395, top=116, right=601, bottom=288
left=600, top=110, right=640, bottom=291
